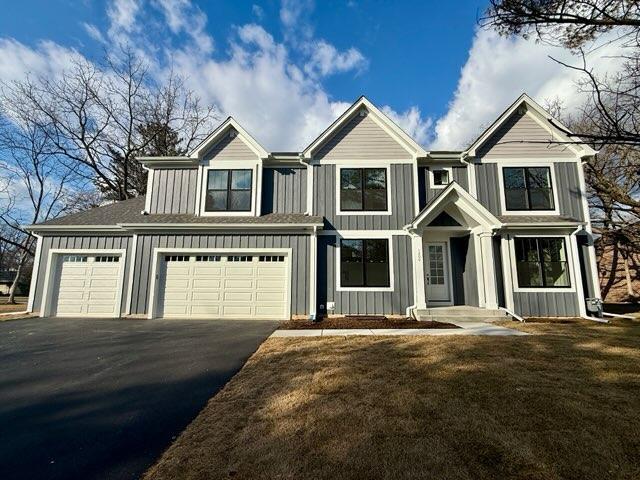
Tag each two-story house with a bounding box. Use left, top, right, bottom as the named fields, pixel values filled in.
left=25, top=94, right=602, bottom=321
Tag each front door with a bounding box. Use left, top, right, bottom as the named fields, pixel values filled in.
left=425, top=242, right=450, bottom=303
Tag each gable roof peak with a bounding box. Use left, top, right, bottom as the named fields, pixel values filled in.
left=189, top=116, right=269, bottom=159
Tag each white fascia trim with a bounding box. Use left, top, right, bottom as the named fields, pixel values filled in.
left=507, top=234, right=577, bottom=293
left=411, top=158, right=420, bottom=217
left=118, top=223, right=323, bottom=231
left=40, top=248, right=127, bottom=318
left=428, top=166, right=453, bottom=190
left=408, top=182, right=502, bottom=230
left=124, top=233, right=138, bottom=315
left=26, top=234, right=43, bottom=312
left=302, top=96, right=428, bottom=158
left=189, top=117, right=269, bottom=159
left=26, top=225, right=125, bottom=233
left=501, top=223, right=585, bottom=228
left=335, top=232, right=395, bottom=292
left=319, top=229, right=408, bottom=237
left=198, top=163, right=260, bottom=217
left=495, top=160, right=561, bottom=216
left=335, top=164, right=393, bottom=216
left=147, top=247, right=293, bottom=319
left=144, top=167, right=153, bottom=213
left=138, top=159, right=199, bottom=169
left=308, top=158, right=415, bottom=165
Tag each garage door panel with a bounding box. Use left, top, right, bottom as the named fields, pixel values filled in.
left=53, top=255, right=123, bottom=318
left=159, top=253, right=289, bottom=319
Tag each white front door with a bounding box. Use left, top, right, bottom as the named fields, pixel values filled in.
left=425, top=242, right=450, bottom=303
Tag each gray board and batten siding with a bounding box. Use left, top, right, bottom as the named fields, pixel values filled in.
left=261, top=167, right=307, bottom=214
left=316, top=234, right=414, bottom=316
left=313, top=163, right=416, bottom=230
left=418, top=166, right=468, bottom=210
left=149, top=168, right=198, bottom=214
left=31, top=235, right=134, bottom=314
left=128, top=234, right=311, bottom=317
left=475, top=162, right=584, bottom=220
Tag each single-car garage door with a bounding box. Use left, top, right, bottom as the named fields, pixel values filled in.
left=53, top=254, right=123, bottom=317
left=158, top=253, right=289, bottom=319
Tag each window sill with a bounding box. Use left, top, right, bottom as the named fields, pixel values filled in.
left=513, top=286, right=575, bottom=293
left=336, top=285, right=394, bottom=292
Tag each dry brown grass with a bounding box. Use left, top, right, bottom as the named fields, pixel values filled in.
left=0, top=297, right=28, bottom=313
left=279, top=317, right=458, bottom=329
left=145, top=320, right=640, bottom=480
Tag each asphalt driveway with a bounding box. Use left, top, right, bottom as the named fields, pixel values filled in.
left=0, top=317, right=278, bottom=480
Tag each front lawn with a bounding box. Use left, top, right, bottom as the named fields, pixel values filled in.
left=144, top=320, right=640, bottom=480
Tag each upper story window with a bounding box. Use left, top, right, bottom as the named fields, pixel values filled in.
left=339, top=168, right=388, bottom=212
left=429, top=167, right=452, bottom=189
left=205, top=169, right=253, bottom=212
left=503, top=167, right=554, bottom=211
left=514, top=237, right=570, bottom=288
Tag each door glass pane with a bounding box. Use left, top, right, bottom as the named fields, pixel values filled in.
left=231, top=170, right=252, bottom=190
left=428, top=245, right=445, bottom=285
left=208, top=170, right=228, bottom=190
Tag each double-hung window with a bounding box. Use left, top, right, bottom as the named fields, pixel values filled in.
left=340, top=168, right=388, bottom=211
left=205, top=169, right=252, bottom=212
left=514, top=237, right=570, bottom=288
left=503, top=167, right=554, bottom=210
left=340, top=239, right=390, bottom=288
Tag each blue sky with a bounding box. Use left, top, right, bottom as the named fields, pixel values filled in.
left=0, top=0, right=623, bottom=151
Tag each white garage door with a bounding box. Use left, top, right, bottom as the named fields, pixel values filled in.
left=159, top=253, right=289, bottom=319
left=53, top=254, right=123, bottom=317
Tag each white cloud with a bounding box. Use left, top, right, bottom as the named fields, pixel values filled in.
left=153, top=0, right=213, bottom=54
left=431, top=29, right=626, bottom=150
left=107, top=0, right=141, bottom=45
left=0, top=39, right=79, bottom=83
left=82, top=22, right=107, bottom=44
left=304, top=40, right=368, bottom=77
left=252, top=4, right=265, bottom=20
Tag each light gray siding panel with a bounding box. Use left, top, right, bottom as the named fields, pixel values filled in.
left=315, top=111, right=411, bottom=160
left=202, top=129, right=259, bottom=161
left=478, top=110, right=574, bottom=159
left=149, top=168, right=198, bottom=214
left=555, top=162, right=584, bottom=220
left=261, top=167, right=307, bottom=214
left=317, top=235, right=413, bottom=315
left=475, top=163, right=501, bottom=215
left=32, top=235, right=133, bottom=314
left=313, top=164, right=415, bottom=230
left=513, top=291, right=580, bottom=317
left=130, top=234, right=310, bottom=316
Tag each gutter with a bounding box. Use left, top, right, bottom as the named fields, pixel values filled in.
left=25, top=222, right=325, bottom=233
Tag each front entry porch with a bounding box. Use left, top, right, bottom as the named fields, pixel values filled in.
left=405, top=182, right=505, bottom=318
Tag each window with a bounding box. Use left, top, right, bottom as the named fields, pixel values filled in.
left=62, top=255, right=87, bottom=263
left=514, top=237, right=570, bottom=288
left=195, top=255, right=221, bottom=262
left=259, top=255, right=285, bottom=262
left=432, top=169, right=450, bottom=187
left=228, top=255, right=253, bottom=262
left=340, top=239, right=390, bottom=288
left=95, top=256, right=119, bottom=262
left=503, top=167, right=554, bottom=210
left=340, top=168, right=388, bottom=211
left=205, top=169, right=252, bottom=212
left=165, top=255, right=189, bottom=262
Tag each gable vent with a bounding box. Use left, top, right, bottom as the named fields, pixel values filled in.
left=229, top=130, right=237, bottom=138
left=359, top=109, right=368, bottom=117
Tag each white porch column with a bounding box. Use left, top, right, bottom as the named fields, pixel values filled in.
left=410, top=231, right=427, bottom=310
left=479, top=230, right=499, bottom=310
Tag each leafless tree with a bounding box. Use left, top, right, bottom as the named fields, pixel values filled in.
left=1, top=48, right=218, bottom=201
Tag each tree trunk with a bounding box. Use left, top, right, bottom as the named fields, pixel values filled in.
left=7, top=249, right=28, bottom=305
left=621, top=246, right=637, bottom=300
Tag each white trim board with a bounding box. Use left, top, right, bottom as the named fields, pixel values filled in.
left=428, top=166, right=453, bottom=190
left=495, top=161, right=561, bottom=216
left=26, top=234, right=43, bottom=312
left=334, top=164, right=393, bottom=216
left=39, top=248, right=127, bottom=318
left=198, top=163, right=260, bottom=217
left=146, top=247, right=293, bottom=320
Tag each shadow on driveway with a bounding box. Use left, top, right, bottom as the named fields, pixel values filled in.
left=0, top=317, right=278, bottom=480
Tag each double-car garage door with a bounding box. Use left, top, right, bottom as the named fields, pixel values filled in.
left=158, top=253, right=289, bottom=319
left=48, top=250, right=290, bottom=319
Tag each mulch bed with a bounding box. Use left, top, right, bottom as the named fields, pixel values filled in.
left=279, top=316, right=459, bottom=330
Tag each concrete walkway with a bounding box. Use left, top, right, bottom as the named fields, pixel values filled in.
left=271, top=320, right=528, bottom=338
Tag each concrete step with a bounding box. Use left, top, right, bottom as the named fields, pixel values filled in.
left=415, top=306, right=510, bottom=323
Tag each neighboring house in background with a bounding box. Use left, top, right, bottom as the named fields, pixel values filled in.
left=25, top=94, right=602, bottom=320
left=0, top=270, right=27, bottom=296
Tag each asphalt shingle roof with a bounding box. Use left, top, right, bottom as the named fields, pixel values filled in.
left=36, top=196, right=323, bottom=227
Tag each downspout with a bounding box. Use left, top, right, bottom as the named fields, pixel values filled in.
left=404, top=225, right=419, bottom=319
left=299, top=154, right=312, bottom=215
left=571, top=225, right=609, bottom=323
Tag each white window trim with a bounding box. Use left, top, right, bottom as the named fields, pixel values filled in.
left=508, top=234, right=576, bottom=293
left=335, top=231, right=395, bottom=292
left=39, top=249, right=127, bottom=318
left=199, top=162, right=260, bottom=217
left=428, top=166, right=453, bottom=190
left=497, top=161, right=561, bottom=216
left=335, top=164, right=393, bottom=216
left=147, top=247, right=293, bottom=319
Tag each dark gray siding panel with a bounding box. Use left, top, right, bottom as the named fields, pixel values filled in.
left=261, top=167, right=307, bottom=214
left=32, top=235, right=133, bottom=314
left=316, top=234, right=413, bottom=315
left=577, top=232, right=598, bottom=299
left=475, top=163, right=501, bottom=215
left=464, top=235, right=479, bottom=306
left=493, top=236, right=505, bottom=308
left=313, top=164, right=415, bottom=230
left=513, top=291, right=580, bottom=317
left=130, top=234, right=310, bottom=316
left=150, top=168, right=198, bottom=214
left=555, top=162, right=584, bottom=220
left=418, top=166, right=469, bottom=210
